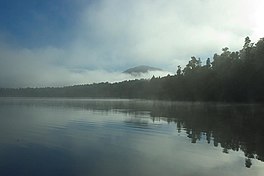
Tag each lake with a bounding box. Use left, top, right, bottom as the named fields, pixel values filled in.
left=0, top=98, right=264, bottom=176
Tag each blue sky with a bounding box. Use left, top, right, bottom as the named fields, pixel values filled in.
left=0, top=0, right=85, bottom=47
left=0, top=0, right=263, bottom=87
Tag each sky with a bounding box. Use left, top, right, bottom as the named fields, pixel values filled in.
left=0, top=0, right=263, bottom=88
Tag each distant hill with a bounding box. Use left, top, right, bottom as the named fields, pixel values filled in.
left=123, top=65, right=162, bottom=76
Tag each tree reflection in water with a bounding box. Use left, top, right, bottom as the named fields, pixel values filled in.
left=1, top=98, right=263, bottom=168
left=150, top=103, right=264, bottom=168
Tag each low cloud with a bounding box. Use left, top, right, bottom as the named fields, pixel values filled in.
left=0, top=44, right=171, bottom=88
left=0, top=0, right=262, bottom=87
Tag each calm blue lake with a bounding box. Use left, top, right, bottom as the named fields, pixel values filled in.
left=0, top=98, right=264, bottom=176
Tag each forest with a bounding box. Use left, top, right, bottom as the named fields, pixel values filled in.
left=1, top=37, right=264, bottom=102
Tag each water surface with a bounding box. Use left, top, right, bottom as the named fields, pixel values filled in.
left=0, top=98, right=264, bottom=176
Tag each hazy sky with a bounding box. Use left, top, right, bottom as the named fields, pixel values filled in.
left=0, top=0, right=263, bottom=88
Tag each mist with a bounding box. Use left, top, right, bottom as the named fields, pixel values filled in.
left=0, top=0, right=263, bottom=88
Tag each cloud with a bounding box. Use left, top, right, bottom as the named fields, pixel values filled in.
left=75, top=0, right=256, bottom=67
left=0, top=0, right=262, bottom=87
left=0, top=43, right=171, bottom=88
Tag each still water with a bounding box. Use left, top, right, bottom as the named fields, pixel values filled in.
left=0, top=98, right=264, bottom=176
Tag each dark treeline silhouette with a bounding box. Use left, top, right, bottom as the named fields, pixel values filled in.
left=1, top=37, right=264, bottom=102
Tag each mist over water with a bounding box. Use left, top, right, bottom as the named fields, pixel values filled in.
left=0, top=98, right=264, bottom=176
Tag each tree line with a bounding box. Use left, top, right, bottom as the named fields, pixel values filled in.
left=1, top=37, right=264, bottom=102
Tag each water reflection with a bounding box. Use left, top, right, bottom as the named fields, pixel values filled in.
left=152, top=103, right=264, bottom=168
left=0, top=98, right=264, bottom=175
